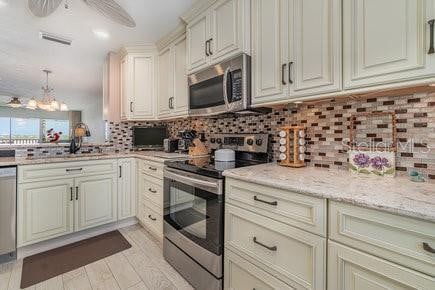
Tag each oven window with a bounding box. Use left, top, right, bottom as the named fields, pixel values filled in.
left=164, top=179, right=223, bottom=255
left=189, top=75, right=225, bottom=109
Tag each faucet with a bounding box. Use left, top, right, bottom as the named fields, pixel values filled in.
left=69, top=122, right=91, bottom=154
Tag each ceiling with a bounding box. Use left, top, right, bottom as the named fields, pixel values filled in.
left=0, top=0, right=194, bottom=109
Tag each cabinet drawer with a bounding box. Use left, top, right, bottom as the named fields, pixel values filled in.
left=19, top=160, right=117, bottom=183
left=224, top=250, right=294, bottom=290
left=138, top=160, right=164, bottom=179
left=226, top=178, right=327, bottom=236
left=141, top=204, right=163, bottom=240
left=225, top=204, right=326, bottom=290
left=329, top=201, right=435, bottom=276
left=328, top=241, right=435, bottom=290
left=138, top=173, right=163, bottom=207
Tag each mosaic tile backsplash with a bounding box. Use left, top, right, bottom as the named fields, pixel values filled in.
left=109, top=91, right=435, bottom=180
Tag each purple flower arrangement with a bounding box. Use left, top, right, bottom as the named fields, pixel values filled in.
left=349, top=151, right=395, bottom=176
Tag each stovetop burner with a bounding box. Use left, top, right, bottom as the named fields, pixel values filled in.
left=164, top=133, right=270, bottom=179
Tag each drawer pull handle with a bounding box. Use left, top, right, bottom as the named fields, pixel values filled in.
left=148, top=215, right=157, bottom=221
left=148, top=188, right=157, bottom=193
left=148, top=166, right=157, bottom=171
left=423, top=242, right=435, bottom=253
left=253, top=196, right=278, bottom=206
left=70, top=187, right=73, bottom=201
left=66, top=168, right=82, bottom=172
left=253, top=237, right=277, bottom=252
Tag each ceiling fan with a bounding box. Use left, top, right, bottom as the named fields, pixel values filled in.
left=28, top=0, right=136, bottom=27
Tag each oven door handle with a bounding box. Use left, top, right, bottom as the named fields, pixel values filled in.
left=164, top=168, right=220, bottom=192
left=223, top=67, right=231, bottom=109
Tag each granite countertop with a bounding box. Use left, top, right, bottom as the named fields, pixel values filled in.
left=223, top=163, right=435, bottom=223
left=0, top=151, right=189, bottom=166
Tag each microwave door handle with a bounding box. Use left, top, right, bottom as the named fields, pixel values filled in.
left=223, top=67, right=231, bottom=109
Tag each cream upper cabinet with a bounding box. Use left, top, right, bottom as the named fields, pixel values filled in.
left=75, top=174, right=117, bottom=231
left=186, top=0, right=250, bottom=74
left=343, top=0, right=435, bottom=89
left=209, top=0, right=248, bottom=63
left=288, top=0, right=342, bottom=97
left=118, top=159, right=137, bottom=220
left=102, top=52, right=121, bottom=122
left=157, top=33, right=188, bottom=118
left=173, top=36, right=189, bottom=114
left=120, top=46, right=157, bottom=121
left=251, top=0, right=288, bottom=105
left=252, top=0, right=341, bottom=105
left=157, top=47, right=173, bottom=117
left=187, top=13, right=209, bottom=72
left=18, top=179, right=74, bottom=247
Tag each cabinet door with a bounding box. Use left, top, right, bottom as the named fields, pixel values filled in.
left=210, top=0, right=243, bottom=62
left=343, top=0, right=435, bottom=89
left=157, top=47, right=172, bottom=117
left=118, top=159, right=136, bottom=220
left=75, top=174, right=117, bottom=231
left=187, top=13, right=209, bottom=72
left=130, top=54, right=155, bottom=119
left=251, top=0, right=288, bottom=105
left=18, top=179, right=74, bottom=247
left=328, top=241, right=435, bottom=290
left=120, top=56, right=130, bottom=119
left=288, top=0, right=341, bottom=97
left=173, top=36, right=189, bottom=115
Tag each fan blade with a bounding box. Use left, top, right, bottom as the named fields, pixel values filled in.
left=83, top=0, right=136, bottom=27
left=28, top=0, right=63, bottom=17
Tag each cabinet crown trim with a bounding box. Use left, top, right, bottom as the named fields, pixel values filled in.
left=119, top=44, right=157, bottom=58
left=156, top=23, right=186, bottom=51
left=180, top=0, right=217, bottom=23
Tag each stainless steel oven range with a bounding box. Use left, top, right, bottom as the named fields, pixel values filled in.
left=163, top=133, right=269, bottom=290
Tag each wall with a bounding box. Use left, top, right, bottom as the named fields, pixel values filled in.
left=109, top=90, right=435, bottom=180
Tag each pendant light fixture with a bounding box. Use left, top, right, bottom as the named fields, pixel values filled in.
left=26, top=69, right=69, bottom=112
left=7, top=97, right=22, bottom=108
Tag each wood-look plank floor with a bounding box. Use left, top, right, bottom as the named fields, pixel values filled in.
left=0, top=225, right=194, bottom=290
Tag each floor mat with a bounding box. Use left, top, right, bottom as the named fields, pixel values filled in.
left=21, top=230, right=131, bottom=288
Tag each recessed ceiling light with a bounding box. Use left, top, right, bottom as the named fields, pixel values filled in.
left=93, top=29, right=110, bottom=39
left=0, top=0, right=8, bottom=8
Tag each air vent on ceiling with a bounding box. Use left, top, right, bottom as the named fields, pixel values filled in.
left=39, top=31, right=72, bottom=46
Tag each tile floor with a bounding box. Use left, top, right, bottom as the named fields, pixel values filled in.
left=0, top=225, right=193, bottom=290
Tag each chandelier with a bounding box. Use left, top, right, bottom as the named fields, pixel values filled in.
left=26, top=70, right=69, bottom=111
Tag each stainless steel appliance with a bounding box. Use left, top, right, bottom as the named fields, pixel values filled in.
left=164, top=138, right=179, bottom=153
left=189, top=54, right=268, bottom=116
left=132, top=126, right=168, bottom=149
left=0, top=166, right=17, bottom=264
left=163, top=133, right=269, bottom=290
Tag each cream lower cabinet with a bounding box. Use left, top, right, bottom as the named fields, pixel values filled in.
left=74, top=174, right=117, bottom=231
left=328, top=241, right=435, bottom=290
left=18, top=179, right=75, bottom=247
left=224, top=178, right=326, bottom=290
left=17, top=160, right=120, bottom=247
left=118, top=159, right=137, bottom=220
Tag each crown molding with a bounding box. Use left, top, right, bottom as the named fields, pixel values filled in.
left=156, top=23, right=186, bottom=51
left=119, top=44, right=157, bottom=58
left=180, top=0, right=217, bottom=23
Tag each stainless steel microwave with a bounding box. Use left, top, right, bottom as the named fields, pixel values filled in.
left=188, top=54, right=251, bottom=116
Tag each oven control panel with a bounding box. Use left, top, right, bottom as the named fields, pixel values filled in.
left=209, top=133, right=268, bottom=153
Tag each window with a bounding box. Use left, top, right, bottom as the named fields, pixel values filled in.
left=0, top=117, right=10, bottom=145
left=11, top=118, right=40, bottom=144
left=0, top=117, right=71, bottom=144
left=42, top=119, right=70, bottom=142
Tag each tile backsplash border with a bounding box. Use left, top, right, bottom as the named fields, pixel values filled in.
left=109, top=91, right=434, bottom=180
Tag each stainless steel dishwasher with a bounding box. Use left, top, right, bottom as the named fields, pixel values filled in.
left=0, top=166, right=17, bottom=263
